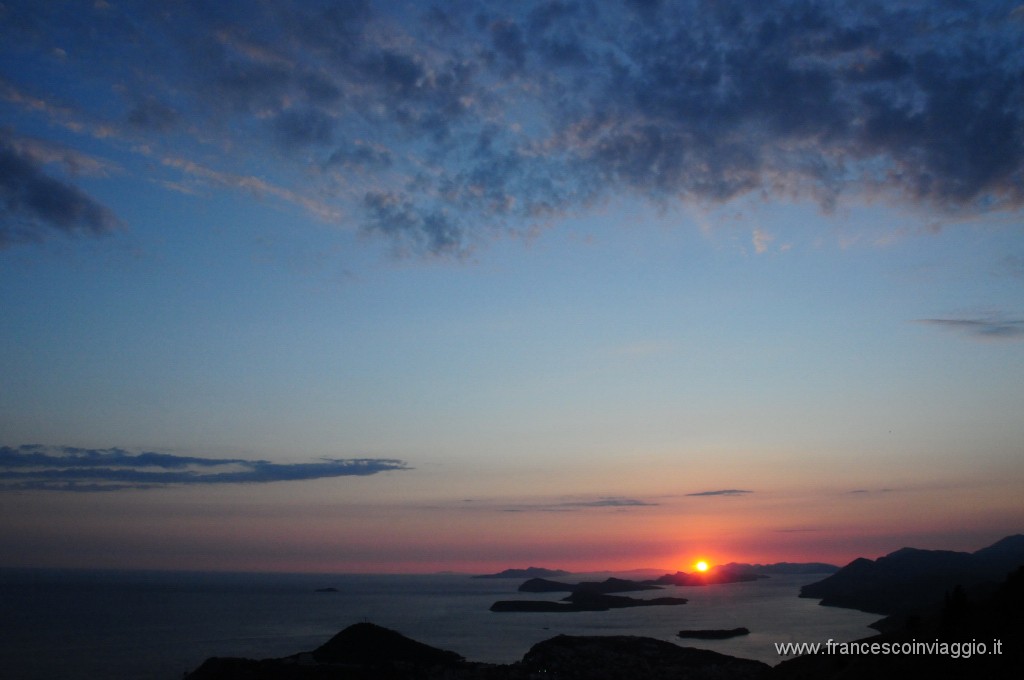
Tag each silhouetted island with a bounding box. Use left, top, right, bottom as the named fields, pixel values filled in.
left=473, top=566, right=570, bottom=579
left=518, top=576, right=662, bottom=593
left=644, top=563, right=764, bottom=586
left=491, top=590, right=688, bottom=612
left=678, top=627, right=750, bottom=639
left=723, top=561, right=839, bottom=575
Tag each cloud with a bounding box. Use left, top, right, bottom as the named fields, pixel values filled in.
left=5, top=135, right=119, bottom=178
left=160, top=156, right=341, bottom=222
left=0, top=140, right=120, bottom=247
left=2, top=1, right=1022, bottom=255
left=752, top=228, right=775, bottom=254
left=495, top=496, right=659, bottom=513
left=560, top=498, right=657, bottom=509
left=0, top=445, right=411, bottom=491
left=685, top=489, right=753, bottom=497
left=916, top=317, right=1024, bottom=341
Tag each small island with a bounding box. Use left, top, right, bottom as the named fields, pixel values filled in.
left=519, top=576, right=661, bottom=593
left=646, top=565, right=764, bottom=586
left=491, top=591, right=688, bottom=612
left=678, top=627, right=750, bottom=639
left=473, top=566, right=570, bottom=579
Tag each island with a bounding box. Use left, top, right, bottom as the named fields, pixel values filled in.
left=472, top=566, right=570, bottom=579
left=678, top=627, right=750, bottom=639
left=727, top=562, right=838, bottom=575
left=518, top=576, right=662, bottom=593
left=645, top=564, right=764, bottom=586
left=491, top=591, right=688, bottom=612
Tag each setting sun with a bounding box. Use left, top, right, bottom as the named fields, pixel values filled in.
left=695, top=561, right=709, bottom=572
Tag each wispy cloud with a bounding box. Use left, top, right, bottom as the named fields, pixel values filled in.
left=685, top=489, right=753, bottom=497
left=481, top=496, right=659, bottom=513
left=916, top=317, right=1024, bottom=341
left=160, top=157, right=342, bottom=222
left=752, top=228, right=775, bottom=255
left=0, top=445, right=411, bottom=492
left=6, top=135, right=119, bottom=178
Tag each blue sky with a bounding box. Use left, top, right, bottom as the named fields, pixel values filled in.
left=1, top=0, right=1022, bottom=572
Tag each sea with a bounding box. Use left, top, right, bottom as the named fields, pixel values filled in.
left=0, top=568, right=880, bottom=679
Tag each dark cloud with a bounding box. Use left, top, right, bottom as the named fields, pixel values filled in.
left=0, top=141, right=120, bottom=247
left=0, top=445, right=410, bottom=492
left=2, top=0, right=1022, bottom=255
left=916, top=317, right=1024, bottom=341
left=685, top=489, right=753, bottom=497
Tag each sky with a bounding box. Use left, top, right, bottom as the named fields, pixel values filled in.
left=1, top=0, right=1022, bottom=574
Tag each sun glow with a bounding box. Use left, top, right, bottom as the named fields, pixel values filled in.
left=695, top=560, right=709, bottom=572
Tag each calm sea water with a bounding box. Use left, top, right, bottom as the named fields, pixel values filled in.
left=0, top=569, right=879, bottom=679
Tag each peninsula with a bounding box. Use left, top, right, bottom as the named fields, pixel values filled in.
left=800, top=534, right=1024, bottom=620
